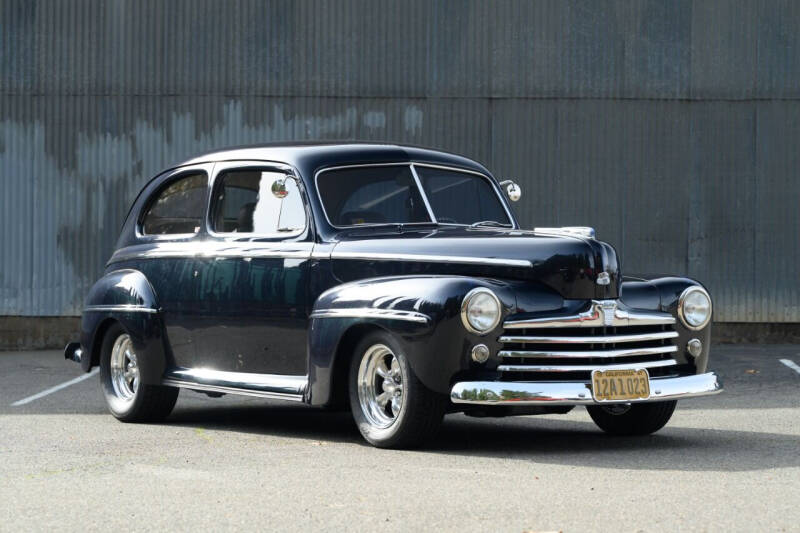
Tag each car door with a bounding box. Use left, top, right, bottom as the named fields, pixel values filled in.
left=133, top=164, right=213, bottom=369
left=191, top=161, right=313, bottom=375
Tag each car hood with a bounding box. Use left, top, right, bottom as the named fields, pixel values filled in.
left=329, top=227, right=620, bottom=300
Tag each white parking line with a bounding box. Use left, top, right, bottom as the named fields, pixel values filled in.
left=11, top=368, right=99, bottom=406
left=779, top=359, right=800, bottom=376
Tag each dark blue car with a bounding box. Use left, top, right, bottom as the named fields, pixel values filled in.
left=65, top=143, right=721, bottom=448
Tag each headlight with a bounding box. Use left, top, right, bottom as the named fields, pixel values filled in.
left=461, top=288, right=501, bottom=335
left=678, top=286, right=712, bottom=330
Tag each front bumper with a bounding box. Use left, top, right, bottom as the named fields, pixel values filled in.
left=450, top=372, right=722, bottom=406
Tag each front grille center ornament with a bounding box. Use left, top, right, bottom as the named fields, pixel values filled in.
left=598, top=299, right=617, bottom=326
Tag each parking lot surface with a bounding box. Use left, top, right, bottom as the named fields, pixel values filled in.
left=1, top=344, right=799, bottom=532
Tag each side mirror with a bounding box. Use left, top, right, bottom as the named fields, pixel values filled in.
left=499, top=180, right=522, bottom=202
left=271, top=176, right=295, bottom=199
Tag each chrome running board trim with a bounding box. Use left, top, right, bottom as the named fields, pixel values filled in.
left=162, top=368, right=306, bottom=402
left=450, top=372, right=723, bottom=406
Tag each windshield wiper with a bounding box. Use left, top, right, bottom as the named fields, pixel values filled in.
left=469, top=220, right=512, bottom=228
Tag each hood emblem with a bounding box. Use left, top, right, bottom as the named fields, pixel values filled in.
left=596, top=271, right=611, bottom=286
left=597, top=299, right=617, bottom=326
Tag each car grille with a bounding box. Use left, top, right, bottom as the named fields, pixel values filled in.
left=497, top=301, right=687, bottom=382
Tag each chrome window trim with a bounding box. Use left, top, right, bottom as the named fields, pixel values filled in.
left=329, top=251, right=532, bottom=268
left=310, top=308, right=430, bottom=324
left=460, top=287, right=503, bottom=335
left=83, top=305, right=158, bottom=314
left=677, top=285, right=713, bottom=331
left=313, top=162, right=517, bottom=230
left=408, top=164, right=437, bottom=223
left=206, top=160, right=310, bottom=241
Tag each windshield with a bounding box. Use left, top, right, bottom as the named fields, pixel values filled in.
left=317, top=164, right=512, bottom=227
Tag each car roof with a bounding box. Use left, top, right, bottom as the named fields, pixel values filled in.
left=174, top=142, right=492, bottom=177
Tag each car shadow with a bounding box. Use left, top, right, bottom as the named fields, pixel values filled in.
left=164, top=403, right=800, bottom=473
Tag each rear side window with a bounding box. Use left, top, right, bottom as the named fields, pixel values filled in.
left=211, top=169, right=306, bottom=235
left=141, top=172, right=207, bottom=235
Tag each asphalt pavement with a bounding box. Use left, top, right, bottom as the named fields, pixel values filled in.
left=1, top=344, right=798, bottom=532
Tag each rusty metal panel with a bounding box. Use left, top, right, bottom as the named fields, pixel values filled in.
left=1, top=0, right=799, bottom=322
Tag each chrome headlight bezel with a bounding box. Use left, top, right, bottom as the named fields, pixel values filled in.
left=678, top=286, right=712, bottom=330
left=460, top=287, right=502, bottom=335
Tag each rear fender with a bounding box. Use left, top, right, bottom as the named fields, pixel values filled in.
left=307, top=275, right=516, bottom=406
left=79, top=269, right=170, bottom=383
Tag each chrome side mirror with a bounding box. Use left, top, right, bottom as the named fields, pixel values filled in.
left=271, top=176, right=295, bottom=198
left=499, top=180, right=522, bottom=202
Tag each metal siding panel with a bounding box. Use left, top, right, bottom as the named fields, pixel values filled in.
left=0, top=0, right=798, bottom=322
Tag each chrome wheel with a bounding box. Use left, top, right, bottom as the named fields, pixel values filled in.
left=357, top=344, right=404, bottom=429
left=110, top=334, right=139, bottom=402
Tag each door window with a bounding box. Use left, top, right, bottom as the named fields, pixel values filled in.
left=141, top=172, right=207, bottom=235
left=211, top=169, right=306, bottom=235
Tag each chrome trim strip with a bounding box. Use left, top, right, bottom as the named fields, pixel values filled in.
left=497, top=359, right=678, bottom=373
left=330, top=251, right=532, bottom=268
left=310, top=308, right=430, bottom=323
left=163, top=368, right=306, bottom=401
left=450, top=372, right=723, bottom=405
left=498, top=345, right=678, bottom=359
left=110, top=241, right=314, bottom=263
left=162, top=379, right=305, bottom=401
left=83, top=305, right=158, bottom=314
left=409, top=164, right=438, bottom=223
left=503, top=300, right=676, bottom=329
left=499, top=331, right=679, bottom=344
left=533, top=226, right=596, bottom=239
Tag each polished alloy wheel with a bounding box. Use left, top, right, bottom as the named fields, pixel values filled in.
left=110, top=334, right=139, bottom=402
left=357, top=343, right=404, bottom=428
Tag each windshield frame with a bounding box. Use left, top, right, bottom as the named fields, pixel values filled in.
left=314, top=161, right=517, bottom=230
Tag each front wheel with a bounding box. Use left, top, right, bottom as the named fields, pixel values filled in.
left=348, top=331, right=447, bottom=448
left=99, top=323, right=178, bottom=422
left=587, top=400, right=677, bottom=435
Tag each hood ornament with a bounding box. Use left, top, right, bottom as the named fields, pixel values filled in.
left=596, top=271, right=611, bottom=286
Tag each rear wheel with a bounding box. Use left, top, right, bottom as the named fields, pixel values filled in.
left=99, top=323, right=178, bottom=422
left=348, top=331, right=447, bottom=448
left=587, top=400, right=677, bottom=435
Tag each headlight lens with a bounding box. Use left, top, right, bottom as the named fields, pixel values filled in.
left=678, top=286, right=712, bottom=330
left=461, top=288, right=501, bottom=335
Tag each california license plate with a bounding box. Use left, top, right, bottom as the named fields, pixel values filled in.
left=591, top=368, right=650, bottom=402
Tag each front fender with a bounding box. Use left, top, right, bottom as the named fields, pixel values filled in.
left=79, top=269, right=169, bottom=383
left=307, top=275, right=515, bottom=406
left=621, top=276, right=712, bottom=373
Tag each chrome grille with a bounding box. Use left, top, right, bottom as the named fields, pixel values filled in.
left=497, top=301, right=684, bottom=381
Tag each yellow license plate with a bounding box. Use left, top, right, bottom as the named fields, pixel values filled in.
left=591, top=368, right=650, bottom=402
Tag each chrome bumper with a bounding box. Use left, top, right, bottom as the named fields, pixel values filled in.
left=450, top=372, right=722, bottom=406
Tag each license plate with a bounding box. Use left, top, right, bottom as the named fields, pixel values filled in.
left=591, top=368, right=650, bottom=402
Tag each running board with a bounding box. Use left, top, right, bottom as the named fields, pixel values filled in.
left=162, top=368, right=307, bottom=402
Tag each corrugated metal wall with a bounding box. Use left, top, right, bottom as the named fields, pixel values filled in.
left=1, top=0, right=798, bottom=322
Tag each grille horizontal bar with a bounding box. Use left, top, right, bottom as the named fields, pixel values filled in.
left=498, top=345, right=678, bottom=359
left=497, top=359, right=678, bottom=373
left=499, top=330, right=678, bottom=345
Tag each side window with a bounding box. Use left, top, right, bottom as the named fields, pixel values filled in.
left=141, top=172, right=207, bottom=235
left=211, top=169, right=306, bottom=235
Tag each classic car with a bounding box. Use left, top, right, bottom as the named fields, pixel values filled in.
left=65, top=142, right=722, bottom=448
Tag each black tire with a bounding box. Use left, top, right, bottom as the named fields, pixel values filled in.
left=99, top=323, right=178, bottom=422
left=348, top=331, right=447, bottom=448
left=587, top=400, right=677, bottom=436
